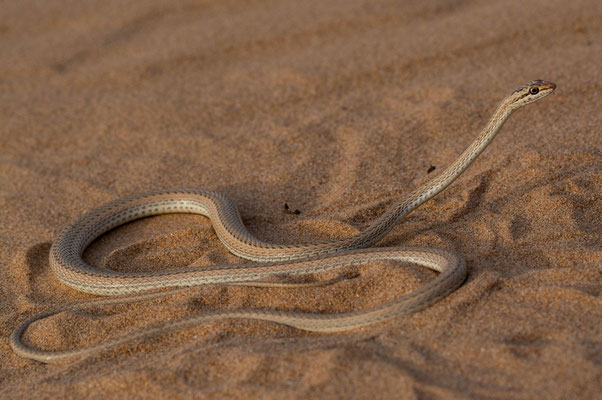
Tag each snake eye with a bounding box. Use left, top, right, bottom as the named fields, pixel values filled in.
left=529, top=87, right=539, bottom=95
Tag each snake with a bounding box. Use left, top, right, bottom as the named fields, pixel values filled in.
left=10, top=80, right=556, bottom=363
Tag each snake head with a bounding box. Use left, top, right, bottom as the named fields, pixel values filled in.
left=508, top=80, right=556, bottom=109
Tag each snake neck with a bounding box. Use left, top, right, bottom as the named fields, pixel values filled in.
left=347, top=98, right=515, bottom=248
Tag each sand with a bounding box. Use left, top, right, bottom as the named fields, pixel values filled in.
left=1, top=0, right=601, bottom=398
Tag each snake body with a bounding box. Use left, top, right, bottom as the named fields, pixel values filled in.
left=10, top=80, right=556, bottom=362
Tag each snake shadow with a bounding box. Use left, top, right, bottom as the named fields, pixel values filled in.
left=22, top=242, right=77, bottom=303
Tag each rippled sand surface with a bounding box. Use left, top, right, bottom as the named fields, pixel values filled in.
left=1, top=1, right=600, bottom=398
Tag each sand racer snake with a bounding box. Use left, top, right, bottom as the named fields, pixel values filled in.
left=10, top=80, right=556, bottom=362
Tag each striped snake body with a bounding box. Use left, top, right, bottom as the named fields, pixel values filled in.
left=11, top=80, right=556, bottom=362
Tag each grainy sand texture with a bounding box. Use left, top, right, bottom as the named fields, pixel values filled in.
left=1, top=0, right=601, bottom=398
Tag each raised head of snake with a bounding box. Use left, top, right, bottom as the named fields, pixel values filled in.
left=506, top=79, right=556, bottom=110
left=360, top=79, right=556, bottom=241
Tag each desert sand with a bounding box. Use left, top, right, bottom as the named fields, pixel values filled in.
left=1, top=0, right=600, bottom=398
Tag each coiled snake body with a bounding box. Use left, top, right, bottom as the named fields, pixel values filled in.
left=11, top=80, right=556, bottom=362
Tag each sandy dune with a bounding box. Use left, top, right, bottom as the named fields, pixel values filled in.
left=1, top=0, right=600, bottom=398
